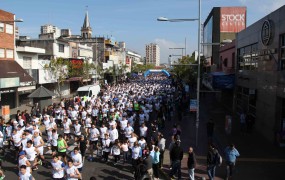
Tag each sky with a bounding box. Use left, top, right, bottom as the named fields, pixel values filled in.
left=1, top=0, right=284, bottom=63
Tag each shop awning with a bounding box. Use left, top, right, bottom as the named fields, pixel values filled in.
left=0, top=60, right=35, bottom=84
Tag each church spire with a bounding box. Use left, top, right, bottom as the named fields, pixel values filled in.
left=81, top=7, right=92, bottom=38
left=82, top=10, right=90, bottom=28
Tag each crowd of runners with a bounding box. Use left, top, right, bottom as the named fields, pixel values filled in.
left=0, top=74, right=186, bottom=180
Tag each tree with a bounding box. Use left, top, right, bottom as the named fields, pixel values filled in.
left=44, top=57, right=69, bottom=99
left=170, top=54, right=197, bottom=84
left=81, top=61, right=96, bottom=85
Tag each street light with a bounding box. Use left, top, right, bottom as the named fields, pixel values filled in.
left=0, top=18, right=24, bottom=23
left=158, top=0, right=201, bottom=147
left=157, top=17, right=198, bottom=22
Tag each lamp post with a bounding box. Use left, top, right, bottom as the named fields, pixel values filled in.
left=158, top=0, right=201, bottom=147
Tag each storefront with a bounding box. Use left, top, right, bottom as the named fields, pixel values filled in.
left=235, top=5, right=285, bottom=143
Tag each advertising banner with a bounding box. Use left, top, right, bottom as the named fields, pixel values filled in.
left=190, top=99, right=198, bottom=112
left=220, top=7, right=246, bottom=32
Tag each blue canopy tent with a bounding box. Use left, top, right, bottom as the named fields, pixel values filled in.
left=144, top=69, right=170, bottom=78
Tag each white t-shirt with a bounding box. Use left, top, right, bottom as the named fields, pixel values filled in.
left=120, top=119, right=128, bottom=130
left=52, top=133, right=58, bottom=146
left=128, top=136, right=137, bottom=148
left=85, top=117, right=92, bottom=128
left=89, top=128, right=100, bottom=141
left=51, top=160, right=65, bottom=178
left=139, top=126, right=148, bottom=137
left=13, top=133, right=22, bottom=147
left=132, top=146, right=142, bottom=159
left=109, top=129, right=118, bottom=142
left=138, top=139, right=146, bottom=149
left=73, top=124, right=81, bottom=136
left=63, top=121, right=71, bottom=134
left=100, top=127, right=108, bottom=139
left=124, top=126, right=133, bottom=138
left=23, top=146, right=37, bottom=161
left=111, top=145, right=121, bottom=155
left=65, top=165, right=79, bottom=180
left=19, top=171, right=33, bottom=180
left=71, top=152, right=83, bottom=169
left=18, top=157, right=31, bottom=174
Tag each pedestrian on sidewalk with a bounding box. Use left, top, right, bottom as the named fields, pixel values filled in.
left=169, top=138, right=183, bottom=180
left=224, top=143, right=240, bottom=180
left=187, top=147, right=197, bottom=180
left=207, top=144, right=219, bottom=180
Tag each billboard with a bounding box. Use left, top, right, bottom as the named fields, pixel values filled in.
left=220, top=7, right=246, bottom=32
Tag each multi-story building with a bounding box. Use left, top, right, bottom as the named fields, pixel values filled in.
left=145, top=43, right=160, bottom=66
left=0, top=9, right=35, bottom=108
left=203, top=7, right=246, bottom=70
left=235, top=5, right=285, bottom=144
left=41, top=24, right=61, bottom=38
left=126, top=50, right=143, bottom=72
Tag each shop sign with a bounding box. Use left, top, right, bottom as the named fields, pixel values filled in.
left=0, top=77, right=19, bottom=88
left=261, top=20, right=273, bottom=46
left=190, top=99, right=198, bottom=112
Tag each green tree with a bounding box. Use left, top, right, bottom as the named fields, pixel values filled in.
left=170, top=54, right=197, bottom=84
left=44, top=57, right=69, bottom=99
left=81, top=61, right=96, bottom=85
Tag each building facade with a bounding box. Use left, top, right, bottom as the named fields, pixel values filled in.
left=0, top=9, right=35, bottom=108
left=203, top=7, right=246, bottom=70
left=145, top=43, right=160, bottom=66
left=235, top=5, right=285, bottom=143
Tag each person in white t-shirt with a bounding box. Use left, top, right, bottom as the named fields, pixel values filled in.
left=23, top=140, right=40, bottom=170
left=51, top=155, right=65, bottom=179
left=84, top=115, right=92, bottom=136
left=88, top=124, right=100, bottom=159
left=65, top=159, right=81, bottom=180
left=124, top=123, right=134, bottom=139
left=111, top=139, right=121, bottom=165
left=63, top=118, right=71, bottom=142
left=33, top=131, right=45, bottom=165
left=18, top=151, right=32, bottom=174
left=19, top=165, right=35, bottom=180
left=73, top=120, right=81, bottom=142
left=108, top=125, right=118, bottom=143
left=139, top=123, right=148, bottom=139
left=70, top=147, right=83, bottom=172
left=12, top=129, right=22, bottom=159
left=99, top=124, right=108, bottom=142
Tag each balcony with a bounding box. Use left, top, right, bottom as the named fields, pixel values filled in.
left=16, top=46, right=45, bottom=54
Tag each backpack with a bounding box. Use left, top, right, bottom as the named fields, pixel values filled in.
left=215, top=151, right=222, bottom=166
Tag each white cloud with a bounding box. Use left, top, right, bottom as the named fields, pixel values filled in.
left=154, top=38, right=186, bottom=64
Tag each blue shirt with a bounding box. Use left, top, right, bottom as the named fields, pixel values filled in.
left=224, top=147, right=240, bottom=163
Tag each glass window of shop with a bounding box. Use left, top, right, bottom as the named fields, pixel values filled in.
left=237, top=43, right=258, bottom=71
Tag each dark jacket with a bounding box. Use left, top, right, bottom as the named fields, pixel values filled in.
left=187, top=152, right=197, bottom=169
left=143, top=155, right=153, bottom=170
left=207, top=148, right=218, bottom=165
left=170, top=143, right=183, bottom=161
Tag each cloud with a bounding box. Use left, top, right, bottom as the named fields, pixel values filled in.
left=154, top=38, right=186, bottom=64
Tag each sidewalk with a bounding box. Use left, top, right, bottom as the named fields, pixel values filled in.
left=160, top=93, right=285, bottom=180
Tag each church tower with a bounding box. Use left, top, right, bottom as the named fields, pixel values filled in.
left=81, top=11, right=92, bottom=38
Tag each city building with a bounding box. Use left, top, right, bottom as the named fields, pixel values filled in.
left=145, top=43, right=160, bottom=66
left=235, top=5, right=285, bottom=143
left=126, top=50, right=143, bottom=72
left=40, top=24, right=61, bottom=38
left=203, top=6, right=246, bottom=70
left=0, top=9, right=35, bottom=108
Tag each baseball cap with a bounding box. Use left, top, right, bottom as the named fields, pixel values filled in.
left=19, top=151, right=26, bottom=156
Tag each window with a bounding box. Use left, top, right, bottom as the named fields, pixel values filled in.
left=23, top=56, right=32, bottom=69
left=237, top=43, right=258, bottom=71
left=0, top=23, right=4, bottom=32
left=0, top=49, right=4, bottom=58
left=5, top=24, right=13, bottom=34
left=6, top=49, right=13, bottom=58
left=59, top=44, right=64, bottom=52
